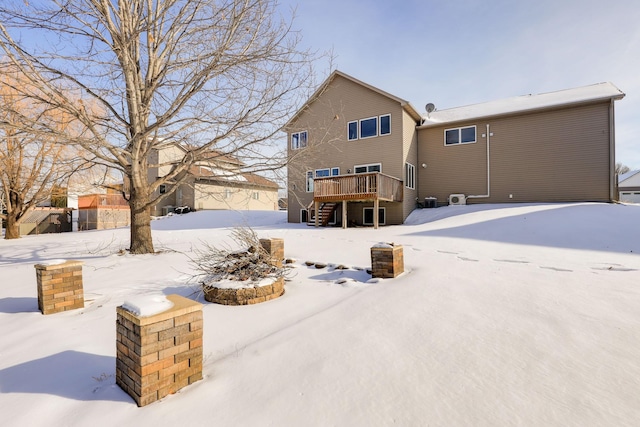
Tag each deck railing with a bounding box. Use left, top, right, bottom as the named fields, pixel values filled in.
left=313, top=173, right=403, bottom=202
left=78, top=194, right=129, bottom=209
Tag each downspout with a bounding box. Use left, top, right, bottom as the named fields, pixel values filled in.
left=609, top=99, right=617, bottom=202
left=467, top=124, right=491, bottom=200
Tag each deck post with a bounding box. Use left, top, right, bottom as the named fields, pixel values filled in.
left=314, top=200, right=319, bottom=227
left=374, top=199, right=379, bottom=229
left=342, top=200, right=347, bottom=229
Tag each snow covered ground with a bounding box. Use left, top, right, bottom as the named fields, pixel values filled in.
left=1, top=203, right=639, bottom=426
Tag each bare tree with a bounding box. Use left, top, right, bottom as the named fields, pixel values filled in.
left=0, top=68, right=87, bottom=239
left=615, top=162, right=630, bottom=175
left=0, top=0, right=316, bottom=253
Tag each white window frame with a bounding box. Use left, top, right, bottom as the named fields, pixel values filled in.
left=306, top=170, right=313, bottom=192
left=379, top=114, right=391, bottom=135
left=291, top=130, right=308, bottom=150
left=363, top=207, right=386, bottom=225
left=348, top=121, right=358, bottom=141
left=405, top=162, right=415, bottom=190
left=347, top=114, right=391, bottom=140
left=444, top=125, right=476, bottom=146
left=359, top=116, right=378, bottom=139
left=354, top=163, right=382, bottom=174
left=252, top=191, right=259, bottom=200
left=224, top=188, right=232, bottom=199
left=315, top=167, right=340, bottom=178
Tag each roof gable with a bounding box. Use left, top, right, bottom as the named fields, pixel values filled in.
left=286, top=70, right=422, bottom=127
left=420, top=82, right=625, bottom=127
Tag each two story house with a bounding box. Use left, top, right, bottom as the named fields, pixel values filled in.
left=149, top=141, right=279, bottom=216
left=286, top=70, right=624, bottom=227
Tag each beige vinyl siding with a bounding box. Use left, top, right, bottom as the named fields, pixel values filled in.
left=287, top=74, right=409, bottom=224
left=194, top=183, right=277, bottom=211
left=418, top=102, right=612, bottom=204
left=401, top=109, right=419, bottom=220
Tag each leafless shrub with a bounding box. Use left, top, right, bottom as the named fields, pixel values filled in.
left=189, top=227, right=285, bottom=285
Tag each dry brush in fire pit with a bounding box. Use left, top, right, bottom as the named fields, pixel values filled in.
left=190, top=227, right=286, bottom=305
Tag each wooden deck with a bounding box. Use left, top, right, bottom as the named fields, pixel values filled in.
left=311, top=173, right=403, bottom=229
left=313, top=173, right=403, bottom=203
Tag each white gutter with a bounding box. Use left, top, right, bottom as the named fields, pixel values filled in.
left=610, top=99, right=616, bottom=201
left=467, top=124, right=491, bottom=200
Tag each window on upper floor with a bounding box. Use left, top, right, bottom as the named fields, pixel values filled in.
left=159, top=184, right=166, bottom=194
left=291, top=131, right=308, bottom=150
left=360, top=117, right=378, bottom=139
left=380, top=114, right=391, bottom=135
left=348, top=114, right=391, bottom=141
left=445, top=125, right=476, bottom=146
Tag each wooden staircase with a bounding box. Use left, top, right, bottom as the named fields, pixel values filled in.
left=307, top=202, right=338, bottom=226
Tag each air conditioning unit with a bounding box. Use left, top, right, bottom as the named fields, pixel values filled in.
left=449, top=194, right=466, bottom=205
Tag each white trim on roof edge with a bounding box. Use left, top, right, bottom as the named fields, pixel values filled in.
left=419, top=82, right=625, bottom=128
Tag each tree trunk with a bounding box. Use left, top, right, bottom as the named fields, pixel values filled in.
left=128, top=186, right=155, bottom=254
left=4, top=214, right=20, bottom=239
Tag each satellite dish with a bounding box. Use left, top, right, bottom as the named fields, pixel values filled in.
left=425, top=103, right=436, bottom=113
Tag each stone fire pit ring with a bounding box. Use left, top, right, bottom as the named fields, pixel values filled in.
left=203, top=277, right=284, bottom=305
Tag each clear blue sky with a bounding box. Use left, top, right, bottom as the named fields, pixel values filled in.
left=280, top=0, right=640, bottom=169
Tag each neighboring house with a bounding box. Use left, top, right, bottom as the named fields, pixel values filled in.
left=286, top=70, right=625, bottom=227
left=618, top=170, right=640, bottom=203
left=149, top=141, right=279, bottom=216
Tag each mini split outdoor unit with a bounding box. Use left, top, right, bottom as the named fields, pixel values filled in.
left=449, top=194, right=466, bottom=205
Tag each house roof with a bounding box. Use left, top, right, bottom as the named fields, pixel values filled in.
left=419, top=82, right=625, bottom=128
left=618, top=170, right=640, bottom=185
left=286, top=70, right=423, bottom=127
left=189, top=165, right=279, bottom=190
left=155, top=140, right=245, bottom=167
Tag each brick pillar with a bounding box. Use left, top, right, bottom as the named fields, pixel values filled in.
left=34, top=260, right=84, bottom=315
left=370, top=244, right=404, bottom=278
left=259, top=238, right=284, bottom=267
left=116, top=294, right=203, bottom=407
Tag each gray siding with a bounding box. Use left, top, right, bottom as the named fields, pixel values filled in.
left=418, top=102, right=613, bottom=204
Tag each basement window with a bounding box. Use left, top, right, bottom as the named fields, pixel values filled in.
left=363, top=207, right=386, bottom=225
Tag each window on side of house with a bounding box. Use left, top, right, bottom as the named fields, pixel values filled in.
left=445, top=126, right=476, bottom=146
left=291, top=131, right=308, bottom=150
left=348, top=121, right=358, bottom=141
left=306, top=171, right=314, bottom=192
left=363, top=207, right=386, bottom=225
left=315, top=169, right=330, bottom=178
left=405, top=163, right=415, bottom=190
left=380, top=114, right=391, bottom=135
left=315, top=167, right=340, bottom=178
left=159, top=184, right=166, bottom=194
left=355, top=163, right=382, bottom=174
left=252, top=192, right=259, bottom=200
left=224, top=188, right=231, bottom=199
left=360, top=117, right=378, bottom=139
